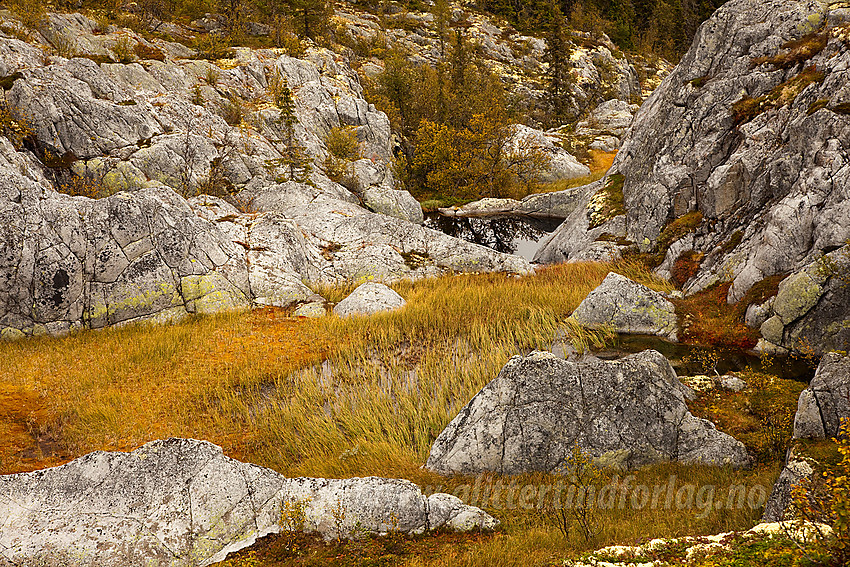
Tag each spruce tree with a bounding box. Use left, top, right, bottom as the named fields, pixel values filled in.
left=266, top=76, right=312, bottom=182
left=279, top=0, right=331, bottom=40
left=543, top=1, right=572, bottom=125
left=433, top=0, right=450, bottom=59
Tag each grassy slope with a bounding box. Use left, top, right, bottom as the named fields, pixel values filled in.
left=0, top=261, right=790, bottom=566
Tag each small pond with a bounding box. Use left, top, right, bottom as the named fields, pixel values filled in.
left=424, top=213, right=562, bottom=261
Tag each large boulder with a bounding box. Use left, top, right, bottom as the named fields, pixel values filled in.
left=534, top=179, right=623, bottom=264
left=534, top=0, right=850, bottom=354
left=505, top=124, right=590, bottom=183
left=0, top=439, right=497, bottom=566
left=793, top=352, right=850, bottom=439
left=333, top=282, right=406, bottom=317
left=0, top=154, right=251, bottom=337
left=425, top=350, right=750, bottom=475
left=569, top=272, right=678, bottom=340
left=762, top=459, right=814, bottom=522
left=752, top=245, right=850, bottom=355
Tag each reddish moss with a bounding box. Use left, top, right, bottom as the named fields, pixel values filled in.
left=671, top=250, right=703, bottom=288
left=672, top=282, right=759, bottom=350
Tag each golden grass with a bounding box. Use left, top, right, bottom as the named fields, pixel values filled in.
left=533, top=149, right=618, bottom=196
left=0, top=260, right=781, bottom=566
left=219, top=462, right=780, bottom=566
left=2, top=261, right=665, bottom=475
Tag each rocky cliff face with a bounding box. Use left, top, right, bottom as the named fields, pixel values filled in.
left=0, top=12, right=531, bottom=338
left=537, top=0, right=850, bottom=354
left=334, top=4, right=658, bottom=126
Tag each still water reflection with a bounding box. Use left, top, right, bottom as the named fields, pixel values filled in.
left=424, top=213, right=562, bottom=261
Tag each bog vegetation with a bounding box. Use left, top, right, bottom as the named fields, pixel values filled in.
left=0, top=260, right=828, bottom=565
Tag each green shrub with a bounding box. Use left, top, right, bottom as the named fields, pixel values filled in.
left=0, top=103, right=34, bottom=150
left=323, top=125, right=361, bottom=183
left=193, top=34, right=230, bottom=60
left=7, top=0, right=45, bottom=29
left=793, top=418, right=850, bottom=566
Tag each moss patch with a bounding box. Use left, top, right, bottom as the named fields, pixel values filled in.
left=689, top=75, right=711, bottom=89
left=750, top=32, right=829, bottom=69
left=587, top=174, right=625, bottom=229
left=832, top=102, right=850, bottom=114
left=400, top=250, right=429, bottom=270
left=657, top=211, right=704, bottom=252
left=733, top=66, right=825, bottom=125
left=808, top=98, right=830, bottom=115
left=722, top=230, right=745, bottom=253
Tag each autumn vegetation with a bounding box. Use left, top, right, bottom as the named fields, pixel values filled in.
left=0, top=260, right=813, bottom=565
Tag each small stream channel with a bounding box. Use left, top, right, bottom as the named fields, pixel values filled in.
left=588, top=335, right=817, bottom=382
left=424, top=212, right=562, bottom=261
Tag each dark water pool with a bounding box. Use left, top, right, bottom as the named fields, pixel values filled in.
left=592, top=335, right=817, bottom=382
left=424, top=213, right=562, bottom=261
